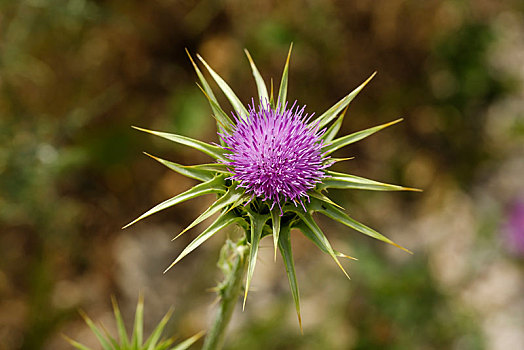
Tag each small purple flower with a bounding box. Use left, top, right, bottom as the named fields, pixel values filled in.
left=505, top=198, right=524, bottom=256
left=221, top=101, right=328, bottom=212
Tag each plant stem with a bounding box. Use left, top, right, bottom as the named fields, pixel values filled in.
left=202, top=238, right=248, bottom=350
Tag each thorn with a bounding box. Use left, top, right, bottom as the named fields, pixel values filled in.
left=321, top=195, right=344, bottom=210
left=244, top=48, right=253, bottom=63
left=327, top=157, right=355, bottom=166
left=163, top=262, right=175, bottom=274
left=384, top=118, right=404, bottom=127
left=334, top=257, right=351, bottom=280
left=404, top=187, right=423, bottom=192
left=131, top=125, right=158, bottom=135
left=61, top=333, right=81, bottom=347
left=340, top=105, right=349, bottom=118
left=172, top=230, right=185, bottom=241
left=270, top=78, right=274, bottom=102
left=194, top=331, right=207, bottom=342
left=78, top=309, right=90, bottom=321
left=195, top=82, right=210, bottom=99
left=172, top=219, right=197, bottom=241
left=185, top=48, right=200, bottom=70
left=121, top=220, right=135, bottom=230
left=242, top=288, right=248, bottom=311
left=196, top=53, right=206, bottom=65
left=286, top=42, right=293, bottom=65
left=142, top=152, right=160, bottom=162
left=337, top=252, right=358, bottom=261
left=205, top=286, right=220, bottom=293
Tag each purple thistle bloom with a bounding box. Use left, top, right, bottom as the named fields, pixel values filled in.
left=221, top=101, right=329, bottom=212
left=129, top=49, right=415, bottom=330
left=505, top=198, right=524, bottom=256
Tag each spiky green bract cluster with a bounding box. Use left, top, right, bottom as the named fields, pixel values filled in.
left=64, top=295, right=204, bottom=350
left=124, top=45, right=420, bottom=328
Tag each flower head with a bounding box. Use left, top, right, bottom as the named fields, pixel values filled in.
left=221, top=101, right=327, bottom=212
left=126, top=46, right=419, bottom=327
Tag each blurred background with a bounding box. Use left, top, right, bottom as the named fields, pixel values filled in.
left=1, top=0, right=524, bottom=349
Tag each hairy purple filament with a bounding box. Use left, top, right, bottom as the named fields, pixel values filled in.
left=220, top=101, right=328, bottom=213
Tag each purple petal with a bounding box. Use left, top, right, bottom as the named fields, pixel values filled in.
left=219, top=101, right=329, bottom=212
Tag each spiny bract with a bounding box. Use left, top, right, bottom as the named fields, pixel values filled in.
left=124, top=45, right=419, bottom=327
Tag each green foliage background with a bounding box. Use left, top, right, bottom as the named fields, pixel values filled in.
left=1, top=1, right=523, bottom=349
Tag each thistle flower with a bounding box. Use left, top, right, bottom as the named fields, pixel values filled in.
left=124, top=45, right=419, bottom=327
left=221, top=101, right=327, bottom=212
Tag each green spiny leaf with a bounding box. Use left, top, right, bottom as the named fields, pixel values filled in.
left=277, top=225, right=302, bottom=332
left=68, top=296, right=202, bottom=350
left=157, top=339, right=176, bottom=350
left=277, top=43, right=293, bottom=109
left=100, top=324, right=119, bottom=349
left=186, top=49, right=229, bottom=138
left=144, top=153, right=217, bottom=182
left=111, top=296, right=129, bottom=348
left=289, top=211, right=332, bottom=254
left=322, top=118, right=403, bottom=156
left=186, top=49, right=219, bottom=108
left=78, top=310, right=112, bottom=350
left=314, top=72, right=376, bottom=129
left=164, top=211, right=244, bottom=273
left=157, top=340, right=176, bottom=350
left=145, top=307, right=174, bottom=350
left=291, top=211, right=350, bottom=279
left=170, top=331, right=205, bottom=350
left=173, top=186, right=246, bottom=240
left=244, top=211, right=269, bottom=308
left=319, top=171, right=421, bottom=192
left=123, top=175, right=226, bottom=229
left=131, top=294, right=144, bottom=349
left=244, top=49, right=269, bottom=105
left=62, top=335, right=93, bottom=350
left=196, top=54, right=249, bottom=118
left=310, top=198, right=412, bottom=254
left=269, top=78, right=274, bottom=108
left=192, top=163, right=231, bottom=174
left=195, top=83, right=234, bottom=133
left=132, top=126, right=224, bottom=159
left=307, top=190, right=344, bottom=210
left=323, top=157, right=354, bottom=167
left=321, top=106, right=348, bottom=143
left=270, top=206, right=281, bottom=261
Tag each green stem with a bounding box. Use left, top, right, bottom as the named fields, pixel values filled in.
left=202, top=238, right=248, bottom=350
